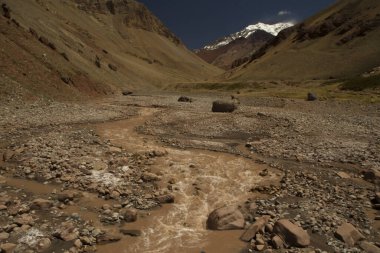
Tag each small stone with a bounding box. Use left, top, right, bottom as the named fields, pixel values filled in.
left=271, top=235, right=284, bottom=249
left=0, top=243, right=17, bottom=252
left=119, top=208, right=137, bottom=222
left=96, top=231, right=121, bottom=244
left=0, top=232, right=9, bottom=241
left=74, top=239, right=82, bottom=248
left=35, top=238, right=51, bottom=252
left=31, top=199, right=53, bottom=210
left=156, top=194, right=175, bottom=204
left=337, top=172, right=350, bottom=179
left=256, top=244, right=265, bottom=251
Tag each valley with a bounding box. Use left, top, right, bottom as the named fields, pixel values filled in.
left=0, top=0, right=380, bottom=252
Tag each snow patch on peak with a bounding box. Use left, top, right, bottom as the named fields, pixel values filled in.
left=203, top=22, right=294, bottom=51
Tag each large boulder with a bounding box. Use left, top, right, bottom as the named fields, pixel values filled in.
left=206, top=206, right=245, bottom=230
left=240, top=216, right=270, bottom=242
left=335, top=223, right=364, bottom=247
left=273, top=219, right=310, bottom=248
left=212, top=100, right=237, bottom=113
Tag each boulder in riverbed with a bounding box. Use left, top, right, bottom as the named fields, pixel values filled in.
left=206, top=206, right=245, bottom=230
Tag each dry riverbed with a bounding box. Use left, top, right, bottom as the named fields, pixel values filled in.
left=0, top=93, right=379, bottom=253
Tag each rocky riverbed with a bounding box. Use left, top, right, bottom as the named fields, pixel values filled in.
left=0, top=93, right=379, bottom=253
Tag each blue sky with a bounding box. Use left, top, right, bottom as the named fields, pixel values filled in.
left=139, top=0, right=336, bottom=49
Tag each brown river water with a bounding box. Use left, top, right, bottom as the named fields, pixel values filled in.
left=95, top=108, right=280, bottom=253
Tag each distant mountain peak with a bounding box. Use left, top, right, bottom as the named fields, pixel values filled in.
left=203, top=22, right=294, bottom=50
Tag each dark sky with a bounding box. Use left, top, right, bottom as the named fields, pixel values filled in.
left=139, top=0, right=336, bottom=49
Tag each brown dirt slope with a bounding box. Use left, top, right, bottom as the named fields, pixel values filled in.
left=0, top=0, right=221, bottom=102
left=226, top=0, right=380, bottom=81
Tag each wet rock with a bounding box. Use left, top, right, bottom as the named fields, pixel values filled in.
left=273, top=219, right=310, bottom=248
left=240, top=216, right=270, bottom=242
left=307, top=92, right=317, bottom=101
left=212, top=101, right=237, bottom=113
left=119, top=229, right=141, bottom=237
left=96, top=231, right=121, bottom=244
left=206, top=206, right=245, bottom=230
left=0, top=243, right=17, bottom=253
left=156, top=194, right=175, bottom=204
left=119, top=208, right=137, bottom=222
left=360, top=241, right=380, bottom=253
left=178, top=96, right=193, bottom=103
left=57, top=190, right=81, bottom=202
left=53, top=221, right=79, bottom=241
left=335, top=222, right=364, bottom=247
left=271, top=235, right=285, bottom=249
left=31, top=199, right=53, bottom=210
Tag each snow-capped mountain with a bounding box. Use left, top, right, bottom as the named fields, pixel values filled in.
left=203, top=22, right=294, bottom=51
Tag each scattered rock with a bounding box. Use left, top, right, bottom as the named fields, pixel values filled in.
left=0, top=243, right=17, bottom=253
left=31, top=199, right=53, bottom=210
left=360, top=241, right=380, bottom=253
left=307, top=92, right=317, bottom=101
left=96, top=231, right=121, bottom=244
left=178, top=96, right=193, bottom=103
left=119, top=229, right=141, bottom=237
left=53, top=221, right=79, bottom=241
left=95, top=55, right=101, bottom=68
left=119, top=208, right=137, bottom=222
left=273, top=219, right=310, bottom=248
left=337, top=171, right=350, bottom=179
left=122, top=90, right=133, bottom=96
left=35, top=238, right=51, bottom=252
left=1, top=3, right=11, bottom=19
left=2, top=150, right=15, bottom=162
left=335, top=222, right=365, bottom=247
left=212, top=101, right=237, bottom=113
left=0, top=232, right=9, bottom=241
left=156, top=194, right=175, bottom=204
left=271, top=235, right=285, bottom=249
left=206, top=206, right=245, bottom=230
left=240, top=216, right=270, bottom=242
left=57, top=190, right=81, bottom=202
left=363, top=168, right=380, bottom=183
left=14, top=214, right=34, bottom=226
left=108, top=63, right=117, bottom=71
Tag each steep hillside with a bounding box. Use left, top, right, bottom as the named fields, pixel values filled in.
left=196, top=22, right=293, bottom=70
left=227, top=0, right=380, bottom=81
left=0, top=0, right=221, bottom=102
